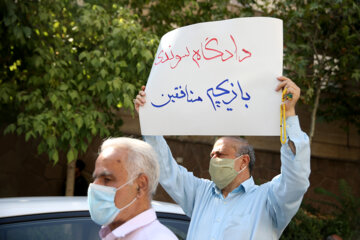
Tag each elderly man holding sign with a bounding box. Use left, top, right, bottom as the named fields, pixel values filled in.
left=135, top=76, right=310, bottom=239
left=134, top=18, right=310, bottom=240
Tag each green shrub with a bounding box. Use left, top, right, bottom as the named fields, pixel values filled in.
left=281, top=179, right=360, bottom=240
left=314, top=179, right=360, bottom=240
left=281, top=208, right=324, bottom=240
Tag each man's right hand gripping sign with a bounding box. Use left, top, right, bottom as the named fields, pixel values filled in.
left=134, top=76, right=310, bottom=240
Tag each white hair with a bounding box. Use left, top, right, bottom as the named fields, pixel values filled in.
left=100, top=137, right=159, bottom=198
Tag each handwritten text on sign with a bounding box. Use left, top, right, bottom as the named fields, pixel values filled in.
left=151, top=79, right=251, bottom=112
left=154, top=34, right=252, bottom=69
left=140, top=17, right=283, bottom=135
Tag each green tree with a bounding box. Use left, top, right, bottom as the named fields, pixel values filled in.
left=0, top=0, right=158, bottom=195
left=0, top=0, right=239, bottom=196
left=116, top=0, right=235, bottom=37
left=239, top=0, right=360, bottom=143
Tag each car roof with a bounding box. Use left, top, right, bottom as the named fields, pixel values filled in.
left=0, top=197, right=185, bottom=218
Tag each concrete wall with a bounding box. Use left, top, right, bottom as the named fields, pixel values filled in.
left=0, top=130, right=67, bottom=197
left=0, top=107, right=359, bottom=214
left=153, top=135, right=360, bottom=212
left=117, top=107, right=360, bottom=209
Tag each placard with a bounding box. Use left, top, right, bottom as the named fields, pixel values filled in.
left=140, top=17, right=283, bottom=135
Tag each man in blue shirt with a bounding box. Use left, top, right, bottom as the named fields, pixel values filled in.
left=134, top=76, right=310, bottom=240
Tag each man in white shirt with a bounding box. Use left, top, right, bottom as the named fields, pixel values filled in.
left=87, top=137, right=178, bottom=240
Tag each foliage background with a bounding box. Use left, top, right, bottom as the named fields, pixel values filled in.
left=1, top=0, right=359, bottom=239
left=1, top=0, right=158, bottom=165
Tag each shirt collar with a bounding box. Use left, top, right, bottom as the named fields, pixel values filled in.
left=236, top=176, right=255, bottom=193
left=212, top=176, right=255, bottom=196
left=99, top=208, right=157, bottom=239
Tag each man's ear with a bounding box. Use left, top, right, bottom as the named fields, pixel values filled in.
left=136, top=174, right=149, bottom=197
left=235, top=155, right=249, bottom=171
left=241, top=154, right=250, bottom=169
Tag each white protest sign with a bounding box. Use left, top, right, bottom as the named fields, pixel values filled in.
left=140, top=17, right=283, bottom=135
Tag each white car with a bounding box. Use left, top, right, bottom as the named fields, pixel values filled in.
left=0, top=197, right=190, bottom=240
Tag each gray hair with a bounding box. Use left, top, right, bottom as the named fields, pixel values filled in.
left=100, top=137, right=160, bottom=198
left=218, top=136, right=256, bottom=174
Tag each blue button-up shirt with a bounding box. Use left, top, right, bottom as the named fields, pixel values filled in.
left=144, top=116, right=310, bottom=240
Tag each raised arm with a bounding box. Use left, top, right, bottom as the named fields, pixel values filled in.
left=134, top=87, right=206, bottom=217
left=268, top=77, right=311, bottom=234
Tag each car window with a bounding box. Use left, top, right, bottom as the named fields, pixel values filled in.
left=0, top=211, right=190, bottom=240
left=0, top=217, right=101, bottom=240
left=159, top=218, right=189, bottom=240
left=157, top=212, right=190, bottom=240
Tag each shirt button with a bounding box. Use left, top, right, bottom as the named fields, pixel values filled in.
left=216, top=217, right=220, bottom=222
left=223, top=201, right=227, bottom=204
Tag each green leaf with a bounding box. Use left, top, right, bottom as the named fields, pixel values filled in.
left=49, top=93, right=57, bottom=104
left=91, top=125, right=97, bottom=135
left=112, top=77, right=121, bottom=90
left=119, top=60, right=127, bottom=67
left=33, top=55, right=44, bottom=68
left=131, top=47, right=137, bottom=56
left=52, top=149, right=59, bottom=164
left=37, top=142, right=46, bottom=155
left=75, top=117, right=83, bottom=128
left=25, top=131, right=34, bottom=141
left=4, top=124, right=16, bottom=135
left=136, top=62, right=144, bottom=73
left=69, top=90, right=79, bottom=100
left=14, top=26, right=24, bottom=41
left=22, top=27, right=32, bottom=38
left=62, top=131, right=70, bottom=141
left=66, top=147, right=78, bottom=163
left=100, top=69, right=108, bottom=79
left=93, top=50, right=101, bottom=57
left=91, top=58, right=101, bottom=68
left=142, top=49, right=153, bottom=61
left=47, top=135, right=57, bottom=148
left=123, top=94, right=133, bottom=109
left=352, top=69, right=360, bottom=82
left=79, top=51, right=89, bottom=61
left=80, top=141, right=88, bottom=154
left=113, top=50, right=121, bottom=58
left=33, top=122, right=44, bottom=135
left=59, top=84, right=68, bottom=91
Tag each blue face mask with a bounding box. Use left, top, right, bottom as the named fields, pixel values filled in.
left=87, top=178, right=137, bottom=226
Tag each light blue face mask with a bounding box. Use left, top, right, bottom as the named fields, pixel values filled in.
left=87, top=178, right=137, bottom=226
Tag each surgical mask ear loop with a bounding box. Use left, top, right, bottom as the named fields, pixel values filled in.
left=116, top=196, right=138, bottom=212
left=115, top=177, right=136, bottom=192
left=237, top=165, right=247, bottom=174
left=114, top=176, right=138, bottom=211
left=234, top=155, right=247, bottom=174
left=280, top=88, right=288, bottom=144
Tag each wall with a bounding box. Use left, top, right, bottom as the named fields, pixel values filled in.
left=153, top=136, right=360, bottom=212
left=117, top=107, right=360, bottom=210
left=0, top=129, right=67, bottom=197
left=0, top=107, right=359, bottom=214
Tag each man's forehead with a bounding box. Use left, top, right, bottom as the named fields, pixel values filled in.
left=93, top=146, right=128, bottom=175
left=217, top=137, right=246, bottom=145
left=98, top=146, right=128, bottom=162
left=212, top=140, right=227, bottom=152
left=214, top=137, right=233, bottom=147
left=101, top=147, right=117, bottom=158
left=212, top=138, right=240, bottom=151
